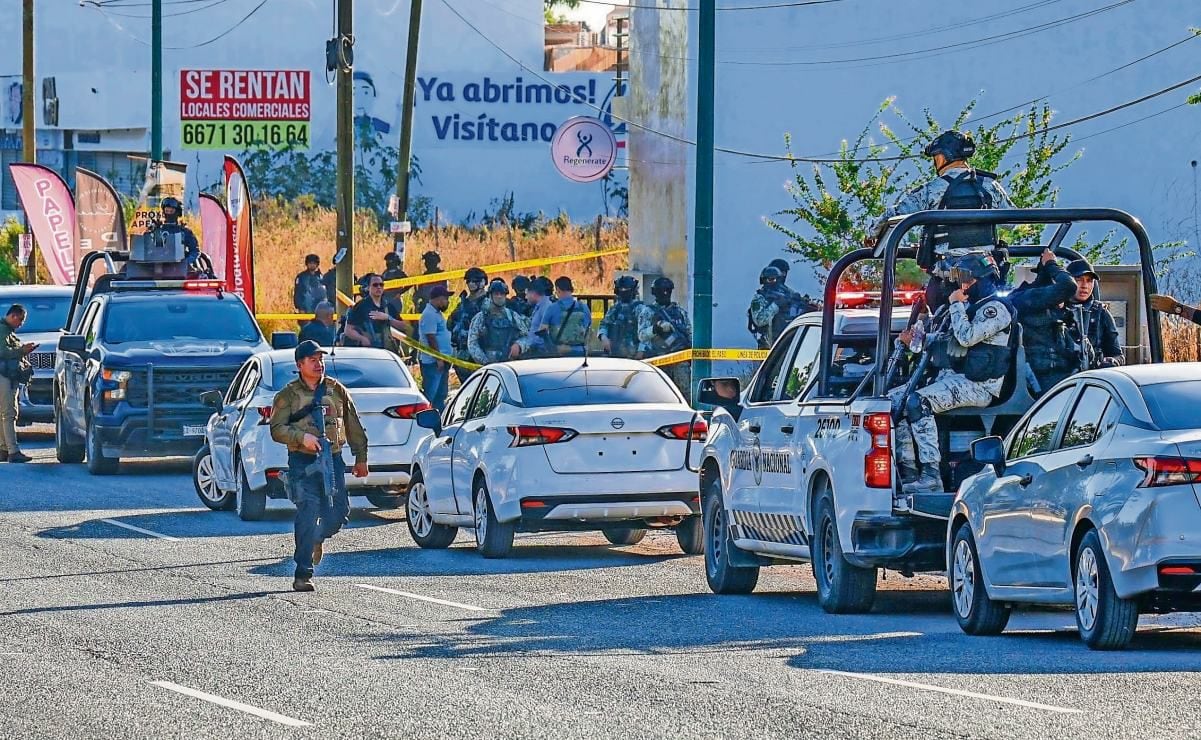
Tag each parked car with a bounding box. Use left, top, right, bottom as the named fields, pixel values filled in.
left=0, top=285, right=73, bottom=425
left=193, top=347, right=432, bottom=520
left=949, top=363, right=1201, bottom=649
left=406, top=357, right=705, bottom=558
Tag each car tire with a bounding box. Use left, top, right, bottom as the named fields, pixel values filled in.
left=950, top=522, right=1010, bottom=635
left=365, top=491, right=403, bottom=510
left=54, top=406, right=85, bottom=464
left=193, top=444, right=236, bottom=511
left=603, top=528, right=647, bottom=546
left=703, top=476, right=759, bottom=594
left=473, top=479, right=514, bottom=559
left=1075, top=529, right=1138, bottom=650
left=406, top=471, right=457, bottom=549
left=85, top=418, right=119, bottom=475
left=675, top=515, right=704, bottom=555
left=236, top=460, right=267, bottom=522
left=812, top=491, right=876, bottom=614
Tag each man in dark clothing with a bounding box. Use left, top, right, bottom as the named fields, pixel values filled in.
left=411, top=251, right=447, bottom=315
left=381, top=252, right=409, bottom=313
left=344, top=273, right=403, bottom=352
left=1066, top=259, right=1123, bottom=369
left=1010, top=249, right=1080, bottom=395
left=507, top=274, right=535, bottom=318
left=294, top=254, right=327, bottom=313
left=299, top=302, right=338, bottom=347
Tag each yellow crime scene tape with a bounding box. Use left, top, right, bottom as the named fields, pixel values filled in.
left=646, top=348, right=771, bottom=366
left=330, top=290, right=483, bottom=371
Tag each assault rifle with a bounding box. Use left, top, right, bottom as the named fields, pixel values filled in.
left=305, top=382, right=338, bottom=509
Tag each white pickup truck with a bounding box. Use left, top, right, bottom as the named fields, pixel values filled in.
left=696, top=207, right=1164, bottom=614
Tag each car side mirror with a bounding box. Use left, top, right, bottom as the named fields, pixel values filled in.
left=415, top=408, right=443, bottom=436
left=698, top=377, right=740, bottom=408
left=58, top=334, right=86, bottom=356
left=199, top=390, right=224, bottom=410
left=271, top=331, right=298, bottom=350
left=971, top=436, right=1006, bottom=476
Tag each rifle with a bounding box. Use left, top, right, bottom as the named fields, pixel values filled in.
left=883, top=293, right=928, bottom=390
left=891, top=305, right=949, bottom=424
left=304, top=381, right=338, bottom=509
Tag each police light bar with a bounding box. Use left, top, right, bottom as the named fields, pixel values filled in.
left=835, top=290, right=921, bottom=307
left=110, top=279, right=225, bottom=291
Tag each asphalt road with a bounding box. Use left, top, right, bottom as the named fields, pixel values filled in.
left=4, top=426, right=1201, bottom=739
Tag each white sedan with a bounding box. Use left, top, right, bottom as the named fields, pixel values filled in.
left=406, top=357, right=705, bottom=558
left=192, top=348, right=432, bottom=520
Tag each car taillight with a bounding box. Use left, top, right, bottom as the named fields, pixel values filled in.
left=656, top=419, right=708, bottom=441
left=507, top=425, right=577, bottom=447
left=1133, top=456, right=1201, bottom=487
left=384, top=401, right=433, bottom=419
left=864, top=412, right=892, bottom=489
left=256, top=406, right=272, bottom=425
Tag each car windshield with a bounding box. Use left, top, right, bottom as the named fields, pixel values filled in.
left=270, top=357, right=411, bottom=390
left=1142, top=380, right=1201, bottom=431
left=103, top=296, right=261, bottom=344
left=3, top=295, right=71, bottom=333
left=517, top=368, right=680, bottom=407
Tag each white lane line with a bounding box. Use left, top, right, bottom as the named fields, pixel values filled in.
left=816, top=669, right=1081, bottom=714
left=151, top=681, right=311, bottom=727
left=354, top=583, right=490, bottom=612
left=99, top=518, right=180, bottom=541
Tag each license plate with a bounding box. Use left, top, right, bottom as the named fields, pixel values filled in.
left=182, top=425, right=206, bottom=437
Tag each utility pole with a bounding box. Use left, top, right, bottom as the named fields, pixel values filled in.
left=151, top=0, right=163, bottom=161
left=392, top=0, right=424, bottom=262
left=691, top=0, right=715, bottom=400
left=22, top=0, right=36, bottom=284
left=334, top=0, right=356, bottom=303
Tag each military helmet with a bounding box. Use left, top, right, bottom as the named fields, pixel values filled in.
left=651, top=276, right=674, bottom=295
left=759, top=265, right=783, bottom=285
left=384, top=251, right=401, bottom=265
left=160, top=196, right=182, bottom=211
left=487, top=278, right=509, bottom=295
left=511, top=274, right=531, bottom=291
left=768, top=258, right=791, bottom=275
left=950, top=253, right=997, bottom=283
left=614, top=275, right=640, bottom=294
left=421, top=250, right=440, bottom=265
left=465, top=266, right=487, bottom=284
left=923, top=129, right=975, bottom=161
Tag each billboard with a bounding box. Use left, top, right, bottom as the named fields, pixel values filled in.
left=180, top=69, right=311, bottom=150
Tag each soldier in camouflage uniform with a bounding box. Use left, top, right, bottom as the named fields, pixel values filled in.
left=506, top=275, right=536, bottom=318
left=448, top=266, right=488, bottom=381
left=748, top=266, right=787, bottom=349
left=467, top=280, right=532, bottom=365
left=599, top=275, right=650, bottom=359
left=269, top=341, right=369, bottom=592
left=888, top=254, right=1014, bottom=494
left=639, top=276, right=693, bottom=394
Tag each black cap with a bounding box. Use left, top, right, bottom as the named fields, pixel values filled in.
left=1066, top=259, right=1099, bottom=281
left=294, top=339, right=327, bottom=362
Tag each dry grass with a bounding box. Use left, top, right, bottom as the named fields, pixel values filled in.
left=1163, top=318, right=1201, bottom=362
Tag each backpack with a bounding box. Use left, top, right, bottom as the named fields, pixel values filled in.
left=918, top=169, right=1000, bottom=269
left=554, top=300, right=589, bottom=347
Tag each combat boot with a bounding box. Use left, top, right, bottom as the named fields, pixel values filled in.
left=292, top=576, right=315, bottom=592
left=899, top=464, right=920, bottom=485
left=902, top=464, right=942, bottom=494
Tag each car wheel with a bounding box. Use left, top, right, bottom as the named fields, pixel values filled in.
left=85, top=418, right=118, bottom=475
left=675, top=515, right=704, bottom=555
left=405, top=471, right=457, bottom=549
left=703, top=476, right=759, bottom=594
left=54, top=405, right=84, bottom=464
left=950, top=522, right=1010, bottom=635
left=1075, top=529, right=1138, bottom=650
left=603, top=528, right=647, bottom=546
left=365, top=491, right=403, bottom=510
left=236, top=460, right=267, bottom=521
left=473, top=479, right=514, bottom=559
left=812, top=491, right=876, bottom=614
left=193, top=444, right=235, bottom=511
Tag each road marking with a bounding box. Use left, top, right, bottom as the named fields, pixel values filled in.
left=816, top=669, right=1081, bottom=714
left=354, top=584, right=489, bottom=612
left=99, top=519, right=180, bottom=541
left=151, top=681, right=311, bottom=727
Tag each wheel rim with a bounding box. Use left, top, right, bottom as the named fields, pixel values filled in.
left=820, top=516, right=836, bottom=586
left=407, top=482, right=433, bottom=538
left=707, top=504, right=724, bottom=576
left=195, top=453, right=222, bottom=503
left=474, top=487, right=488, bottom=545
left=1076, top=546, right=1100, bottom=632
left=952, top=539, right=976, bottom=618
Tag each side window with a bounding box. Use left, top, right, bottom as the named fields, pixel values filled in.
left=823, top=338, right=877, bottom=399
left=238, top=363, right=262, bottom=403
left=445, top=375, right=482, bottom=427
left=1011, top=385, right=1074, bottom=459
left=1097, top=395, right=1124, bottom=439
left=748, top=327, right=798, bottom=403
left=1060, top=386, right=1113, bottom=449
left=468, top=374, right=503, bottom=420
left=781, top=328, right=821, bottom=401
left=225, top=362, right=252, bottom=405
left=79, top=303, right=100, bottom=346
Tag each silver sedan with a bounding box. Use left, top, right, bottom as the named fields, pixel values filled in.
left=948, top=363, right=1201, bottom=650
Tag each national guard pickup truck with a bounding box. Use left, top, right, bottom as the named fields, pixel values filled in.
left=696, top=208, right=1163, bottom=614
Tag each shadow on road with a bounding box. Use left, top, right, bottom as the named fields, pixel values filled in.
left=0, top=590, right=277, bottom=617
left=36, top=508, right=396, bottom=541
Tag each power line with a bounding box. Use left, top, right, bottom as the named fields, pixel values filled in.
left=82, top=0, right=232, bottom=19
left=85, top=0, right=269, bottom=48
left=567, top=0, right=843, bottom=10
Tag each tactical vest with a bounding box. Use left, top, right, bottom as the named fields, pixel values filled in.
left=935, top=170, right=998, bottom=250
left=607, top=301, right=642, bottom=358
left=554, top=300, right=590, bottom=347
left=767, top=287, right=796, bottom=340
left=651, top=303, right=691, bottom=351
left=452, top=295, right=486, bottom=349
left=480, top=309, right=520, bottom=361
left=931, top=296, right=1013, bottom=382
left=507, top=296, right=534, bottom=318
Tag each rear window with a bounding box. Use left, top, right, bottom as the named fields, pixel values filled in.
left=517, top=368, right=680, bottom=407
left=1142, top=381, right=1201, bottom=431
left=270, top=357, right=411, bottom=390
left=3, top=295, right=71, bottom=333
left=103, top=296, right=261, bottom=344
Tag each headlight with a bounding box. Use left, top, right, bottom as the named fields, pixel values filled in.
left=102, top=369, right=132, bottom=383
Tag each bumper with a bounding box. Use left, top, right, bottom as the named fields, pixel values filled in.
left=849, top=514, right=947, bottom=571
left=1106, top=486, right=1201, bottom=600
left=96, top=415, right=208, bottom=458
left=517, top=492, right=701, bottom=530
left=16, top=377, right=54, bottom=424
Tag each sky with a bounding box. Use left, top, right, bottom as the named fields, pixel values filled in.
left=561, top=0, right=628, bottom=31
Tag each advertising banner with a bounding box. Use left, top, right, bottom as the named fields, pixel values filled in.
left=182, top=69, right=311, bottom=150
left=75, top=167, right=127, bottom=259
left=131, top=159, right=188, bottom=233
left=222, top=155, right=256, bottom=312
left=198, top=193, right=229, bottom=282
left=7, top=163, right=77, bottom=285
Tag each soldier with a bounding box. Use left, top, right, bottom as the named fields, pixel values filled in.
left=381, top=252, right=410, bottom=314
left=448, top=267, right=488, bottom=381
left=293, top=254, right=327, bottom=314
left=890, top=254, right=1014, bottom=494
left=640, top=276, right=693, bottom=393
left=411, top=251, right=447, bottom=315
left=1066, top=259, right=1123, bottom=369
left=154, top=196, right=201, bottom=270
left=768, top=258, right=820, bottom=314
left=269, top=340, right=369, bottom=592
left=467, top=280, right=531, bottom=365
left=541, top=276, right=592, bottom=357
left=343, top=273, right=403, bottom=352
left=599, top=275, right=649, bottom=359
left=507, top=275, right=535, bottom=318
left=1010, top=248, right=1080, bottom=394
left=747, top=266, right=786, bottom=349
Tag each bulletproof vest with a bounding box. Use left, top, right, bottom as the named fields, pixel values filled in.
left=935, top=170, right=998, bottom=250
left=553, top=300, right=590, bottom=347
left=452, top=294, right=486, bottom=348
left=480, top=308, right=519, bottom=360
left=961, top=295, right=1013, bottom=382
left=652, top=303, right=691, bottom=350
left=766, top=287, right=796, bottom=339
left=1021, top=307, right=1077, bottom=373
left=507, top=296, right=533, bottom=318
left=607, top=300, right=642, bottom=357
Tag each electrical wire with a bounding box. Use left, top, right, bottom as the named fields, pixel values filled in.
left=81, top=0, right=232, bottom=19
left=566, top=0, right=843, bottom=10
left=85, top=0, right=270, bottom=49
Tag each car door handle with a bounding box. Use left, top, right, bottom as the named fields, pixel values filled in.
left=1076, top=454, right=1094, bottom=469
left=748, top=423, right=761, bottom=434
left=1019, top=473, right=1034, bottom=487
left=780, top=425, right=795, bottom=434
left=472, top=424, right=485, bottom=432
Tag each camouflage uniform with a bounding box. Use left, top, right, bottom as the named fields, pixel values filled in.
left=749, top=285, right=802, bottom=349
left=467, top=305, right=532, bottom=365
left=639, top=300, right=693, bottom=393
left=269, top=376, right=368, bottom=580
left=449, top=292, right=487, bottom=380
left=598, top=300, right=650, bottom=359
left=869, top=164, right=1015, bottom=242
